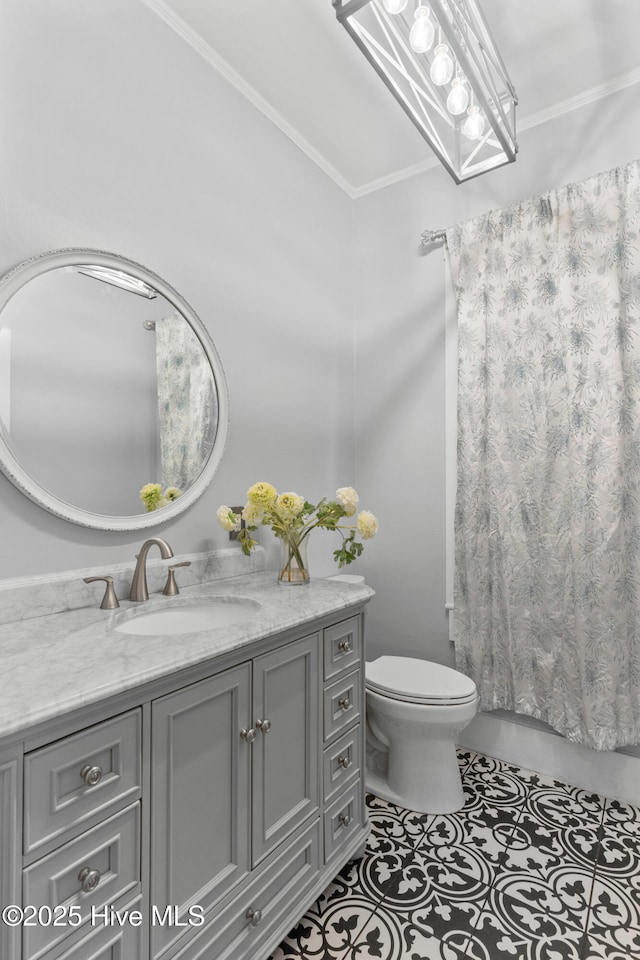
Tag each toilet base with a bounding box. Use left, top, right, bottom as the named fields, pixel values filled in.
left=365, top=737, right=466, bottom=815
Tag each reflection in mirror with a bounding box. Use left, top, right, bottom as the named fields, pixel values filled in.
left=0, top=250, right=228, bottom=530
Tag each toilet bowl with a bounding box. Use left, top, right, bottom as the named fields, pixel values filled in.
left=365, top=656, right=478, bottom=814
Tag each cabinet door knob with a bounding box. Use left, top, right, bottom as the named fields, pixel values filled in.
left=246, top=907, right=263, bottom=927
left=240, top=727, right=256, bottom=743
left=338, top=812, right=351, bottom=827
left=78, top=867, right=101, bottom=893
left=337, top=754, right=352, bottom=769
left=338, top=696, right=351, bottom=711
left=80, top=764, right=103, bottom=787
left=255, top=718, right=271, bottom=734
left=338, top=640, right=351, bottom=652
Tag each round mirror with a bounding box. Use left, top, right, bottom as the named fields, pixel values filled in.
left=0, top=248, right=229, bottom=530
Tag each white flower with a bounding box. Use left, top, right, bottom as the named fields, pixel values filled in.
left=242, top=502, right=264, bottom=526
left=357, top=510, right=379, bottom=540
left=275, top=492, right=305, bottom=521
left=336, top=486, right=359, bottom=516
left=216, top=505, right=238, bottom=532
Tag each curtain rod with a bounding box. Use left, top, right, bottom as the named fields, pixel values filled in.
left=420, top=228, right=447, bottom=246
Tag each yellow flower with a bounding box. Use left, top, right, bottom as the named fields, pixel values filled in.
left=216, top=505, right=238, bottom=532
left=164, top=486, right=182, bottom=502
left=275, top=492, right=305, bottom=521
left=357, top=510, right=379, bottom=540
left=247, top=482, right=278, bottom=507
left=140, top=482, right=162, bottom=512
left=336, top=486, right=359, bottom=517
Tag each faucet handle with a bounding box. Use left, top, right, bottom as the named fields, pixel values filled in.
left=162, top=561, right=192, bottom=597
left=84, top=576, right=120, bottom=610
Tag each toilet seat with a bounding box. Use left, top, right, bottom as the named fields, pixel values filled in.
left=366, top=656, right=477, bottom=705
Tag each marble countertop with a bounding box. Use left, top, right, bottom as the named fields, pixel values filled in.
left=0, top=571, right=374, bottom=742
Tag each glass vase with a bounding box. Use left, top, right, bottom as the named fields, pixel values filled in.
left=278, top=534, right=310, bottom=585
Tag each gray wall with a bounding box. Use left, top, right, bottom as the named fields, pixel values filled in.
left=0, top=0, right=355, bottom=578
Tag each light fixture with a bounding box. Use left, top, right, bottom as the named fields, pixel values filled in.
left=333, top=0, right=518, bottom=184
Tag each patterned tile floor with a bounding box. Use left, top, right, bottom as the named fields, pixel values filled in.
left=270, top=750, right=640, bottom=960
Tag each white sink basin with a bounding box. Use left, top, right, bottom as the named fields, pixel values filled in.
left=114, top=598, right=261, bottom=636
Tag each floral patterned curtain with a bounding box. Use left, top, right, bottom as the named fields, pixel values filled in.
left=447, top=159, right=640, bottom=750
left=155, top=314, right=217, bottom=490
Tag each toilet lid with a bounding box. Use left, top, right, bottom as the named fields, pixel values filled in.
left=365, top=656, right=477, bottom=705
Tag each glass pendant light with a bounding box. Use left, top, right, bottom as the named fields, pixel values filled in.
left=446, top=76, right=469, bottom=116
left=409, top=6, right=435, bottom=53
left=430, top=44, right=454, bottom=86
left=462, top=104, right=486, bottom=140
left=382, top=0, right=408, bottom=13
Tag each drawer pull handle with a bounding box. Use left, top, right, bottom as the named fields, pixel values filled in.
left=338, top=697, right=351, bottom=711
left=80, top=764, right=103, bottom=787
left=338, top=640, right=351, bottom=652
left=338, top=812, right=352, bottom=827
left=240, top=728, right=256, bottom=743
left=246, top=907, right=263, bottom=927
left=255, top=718, right=271, bottom=734
left=78, top=867, right=101, bottom=893
left=337, top=754, right=352, bottom=769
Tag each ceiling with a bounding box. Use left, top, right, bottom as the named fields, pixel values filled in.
left=143, top=0, right=640, bottom=197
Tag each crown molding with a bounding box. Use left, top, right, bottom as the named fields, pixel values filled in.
left=141, top=0, right=358, bottom=197
left=142, top=0, right=640, bottom=200
left=517, top=65, right=640, bottom=133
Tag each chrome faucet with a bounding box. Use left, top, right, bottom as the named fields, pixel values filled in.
left=129, top=538, right=174, bottom=602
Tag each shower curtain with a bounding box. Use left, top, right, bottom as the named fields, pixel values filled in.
left=155, top=315, right=217, bottom=491
left=447, top=159, right=640, bottom=750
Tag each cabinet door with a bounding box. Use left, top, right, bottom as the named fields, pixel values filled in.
left=151, top=664, right=251, bottom=958
left=251, top=633, right=319, bottom=864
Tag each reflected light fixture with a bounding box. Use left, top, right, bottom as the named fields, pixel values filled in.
left=333, top=0, right=517, bottom=184
left=76, top=265, right=157, bottom=299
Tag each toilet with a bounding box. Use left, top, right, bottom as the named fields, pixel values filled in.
left=365, top=656, right=478, bottom=814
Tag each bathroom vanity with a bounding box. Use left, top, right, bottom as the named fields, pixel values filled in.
left=0, top=562, right=373, bottom=960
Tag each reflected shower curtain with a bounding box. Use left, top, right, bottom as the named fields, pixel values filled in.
left=447, top=160, right=640, bottom=750
left=155, top=315, right=216, bottom=491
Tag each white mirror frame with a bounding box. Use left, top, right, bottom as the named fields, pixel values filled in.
left=0, top=248, right=229, bottom=530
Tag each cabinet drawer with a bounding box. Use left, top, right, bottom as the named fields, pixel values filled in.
left=41, top=897, right=143, bottom=960
left=169, top=819, right=320, bottom=960
left=324, top=782, right=360, bottom=863
left=23, top=804, right=140, bottom=960
left=323, top=725, right=361, bottom=804
left=24, top=710, right=141, bottom=855
left=323, top=670, right=360, bottom=743
left=324, top=617, right=360, bottom=681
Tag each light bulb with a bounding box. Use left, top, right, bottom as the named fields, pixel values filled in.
left=446, top=77, right=469, bottom=115
left=409, top=6, right=435, bottom=53
left=382, top=0, right=408, bottom=13
left=462, top=105, right=486, bottom=140
left=430, top=44, right=454, bottom=86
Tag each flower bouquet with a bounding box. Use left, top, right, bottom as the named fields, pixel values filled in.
left=139, top=483, right=182, bottom=512
left=217, top=483, right=378, bottom=584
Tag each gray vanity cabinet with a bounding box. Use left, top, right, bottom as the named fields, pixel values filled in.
left=1, top=606, right=369, bottom=960
left=150, top=632, right=319, bottom=959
